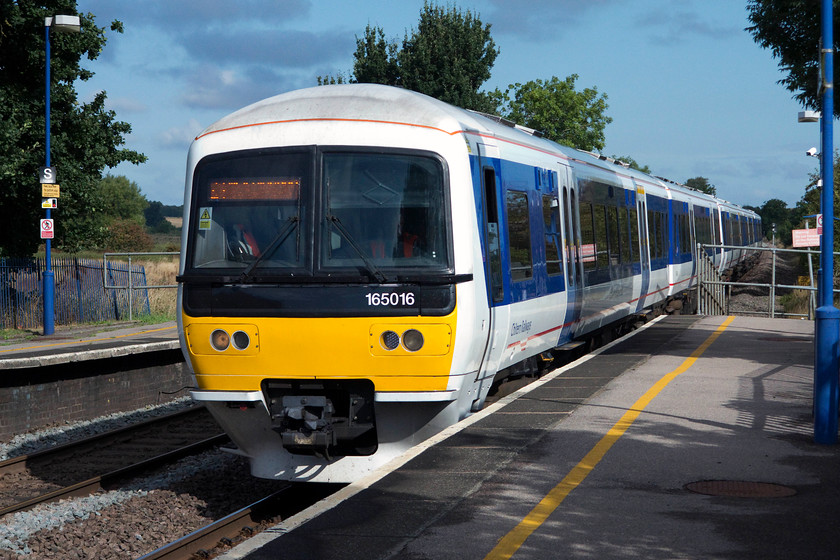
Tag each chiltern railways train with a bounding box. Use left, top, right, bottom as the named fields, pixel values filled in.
left=176, top=84, right=760, bottom=482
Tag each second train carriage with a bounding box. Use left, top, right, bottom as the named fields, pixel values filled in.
left=176, top=84, right=760, bottom=482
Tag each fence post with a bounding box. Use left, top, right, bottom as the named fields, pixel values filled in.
left=770, top=246, right=776, bottom=319
left=128, top=256, right=133, bottom=321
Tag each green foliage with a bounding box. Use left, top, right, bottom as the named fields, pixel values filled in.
left=316, top=73, right=347, bottom=86
left=685, top=177, right=716, bottom=196
left=99, top=174, right=147, bottom=224
left=352, top=24, right=399, bottom=85
left=144, top=200, right=179, bottom=233
left=105, top=219, right=153, bottom=252
left=610, top=155, right=651, bottom=174
left=746, top=0, right=840, bottom=117
left=0, top=2, right=146, bottom=257
left=758, top=198, right=794, bottom=244
left=398, top=3, right=498, bottom=112
left=493, top=75, right=612, bottom=151
left=323, top=2, right=499, bottom=112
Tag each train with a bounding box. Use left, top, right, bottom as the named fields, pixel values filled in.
left=176, top=84, right=761, bottom=482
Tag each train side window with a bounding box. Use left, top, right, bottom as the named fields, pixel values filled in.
left=483, top=167, right=504, bottom=303
left=541, top=195, right=563, bottom=276
left=594, top=204, right=609, bottom=269
left=647, top=209, right=658, bottom=259
left=618, top=206, right=631, bottom=263
left=506, top=190, right=533, bottom=281
left=652, top=211, right=666, bottom=259
left=579, top=201, right=596, bottom=271
left=570, top=190, right=583, bottom=285
left=629, top=206, right=639, bottom=262
left=607, top=205, right=620, bottom=265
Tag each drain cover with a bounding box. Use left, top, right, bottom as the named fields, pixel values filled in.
left=685, top=480, right=796, bottom=498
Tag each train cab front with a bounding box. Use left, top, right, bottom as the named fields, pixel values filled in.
left=177, top=146, right=467, bottom=478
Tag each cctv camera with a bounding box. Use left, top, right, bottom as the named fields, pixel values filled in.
left=807, top=147, right=818, bottom=157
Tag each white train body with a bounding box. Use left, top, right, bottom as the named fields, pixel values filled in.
left=177, top=85, right=760, bottom=482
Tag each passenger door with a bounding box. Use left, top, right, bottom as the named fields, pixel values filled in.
left=472, top=141, right=509, bottom=410
left=559, top=164, right=581, bottom=339
left=635, top=184, right=651, bottom=311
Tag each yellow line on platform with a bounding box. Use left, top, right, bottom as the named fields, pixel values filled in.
left=484, top=315, right=736, bottom=560
left=0, top=325, right=176, bottom=354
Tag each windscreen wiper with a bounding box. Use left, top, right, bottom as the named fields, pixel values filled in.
left=239, top=216, right=299, bottom=282
left=327, top=214, right=388, bottom=284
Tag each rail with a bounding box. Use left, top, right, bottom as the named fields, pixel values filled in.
left=697, top=243, right=840, bottom=319
left=103, top=251, right=179, bottom=320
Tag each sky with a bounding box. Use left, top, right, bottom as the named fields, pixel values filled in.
left=73, top=0, right=828, bottom=209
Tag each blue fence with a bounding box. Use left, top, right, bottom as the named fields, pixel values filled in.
left=0, top=258, right=150, bottom=329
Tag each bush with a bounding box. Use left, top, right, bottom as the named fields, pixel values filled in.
left=106, top=219, right=154, bottom=252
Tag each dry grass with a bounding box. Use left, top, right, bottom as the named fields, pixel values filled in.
left=143, top=258, right=179, bottom=318
left=106, top=255, right=179, bottom=321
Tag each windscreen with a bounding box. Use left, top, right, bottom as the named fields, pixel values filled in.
left=186, top=148, right=450, bottom=279
left=188, top=149, right=310, bottom=271
left=322, top=152, right=448, bottom=271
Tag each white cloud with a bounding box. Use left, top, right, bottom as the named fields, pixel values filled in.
left=158, top=119, right=204, bottom=148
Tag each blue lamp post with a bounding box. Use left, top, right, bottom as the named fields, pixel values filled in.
left=43, top=14, right=80, bottom=336
left=814, top=0, right=838, bottom=444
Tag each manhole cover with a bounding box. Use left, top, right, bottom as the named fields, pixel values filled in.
left=685, top=480, right=796, bottom=498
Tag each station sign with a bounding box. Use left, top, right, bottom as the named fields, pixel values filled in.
left=41, top=184, right=60, bottom=198
left=40, top=218, right=54, bottom=239
left=42, top=198, right=57, bottom=209
left=39, top=166, right=56, bottom=184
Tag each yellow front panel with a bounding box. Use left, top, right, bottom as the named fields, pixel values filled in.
left=183, top=311, right=457, bottom=393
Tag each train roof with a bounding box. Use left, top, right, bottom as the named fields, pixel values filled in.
left=198, top=84, right=488, bottom=140
left=197, top=84, right=756, bottom=217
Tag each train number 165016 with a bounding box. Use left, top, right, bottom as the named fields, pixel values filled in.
left=365, top=292, right=415, bottom=306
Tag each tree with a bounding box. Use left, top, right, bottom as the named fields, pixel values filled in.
left=99, top=174, right=147, bottom=225
left=0, top=2, right=146, bottom=256
left=746, top=0, right=840, bottom=117
left=144, top=200, right=179, bottom=233
left=398, top=3, right=498, bottom=112
left=758, top=197, right=794, bottom=244
left=352, top=24, right=399, bottom=86
left=492, top=75, right=612, bottom=151
left=685, top=177, right=716, bottom=196
left=610, top=155, right=651, bottom=174
left=322, top=2, right=499, bottom=112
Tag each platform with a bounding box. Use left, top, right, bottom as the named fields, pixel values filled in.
left=220, top=315, right=840, bottom=560
left=0, top=321, right=179, bottom=369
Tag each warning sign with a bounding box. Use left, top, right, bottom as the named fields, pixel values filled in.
left=792, top=229, right=820, bottom=247
left=198, top=207, right=212, bottom=230
left=40, top=218, right=54, bottom=239
left=42, top=184, right=60, bottom=198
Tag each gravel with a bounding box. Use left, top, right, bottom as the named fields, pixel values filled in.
left=726, top=246, right=806, bottom=317
left=0, top=397, right=195, bottom=461
left=0, top=447, right=284, bottom=559
left=0, top=399, right=285, bottom=559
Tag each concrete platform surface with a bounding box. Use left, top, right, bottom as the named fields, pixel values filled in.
left=222, top=315, right=839, bottom=560
left=0, top=321, right=179, bottom=369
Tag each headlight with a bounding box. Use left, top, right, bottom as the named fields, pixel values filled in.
left=211, top=329, right=230, bottom=351
left=401, top=329, right=424, bottom=352
left=232, top=330, right=250, bottom=350
left=380, top=330, right=400, bottom=351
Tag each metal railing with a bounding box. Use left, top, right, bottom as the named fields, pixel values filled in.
left=103, top=252, right=179, bottom=321
left=697, top=243, right=840, bottom=319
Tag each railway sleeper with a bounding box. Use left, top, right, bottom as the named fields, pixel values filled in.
left=263, top=379, right=378, bottom=459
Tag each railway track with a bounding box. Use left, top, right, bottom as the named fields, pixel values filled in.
left=0, top=405, right=227, bottom=516
left=138, top=483, right=342, bottom=560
